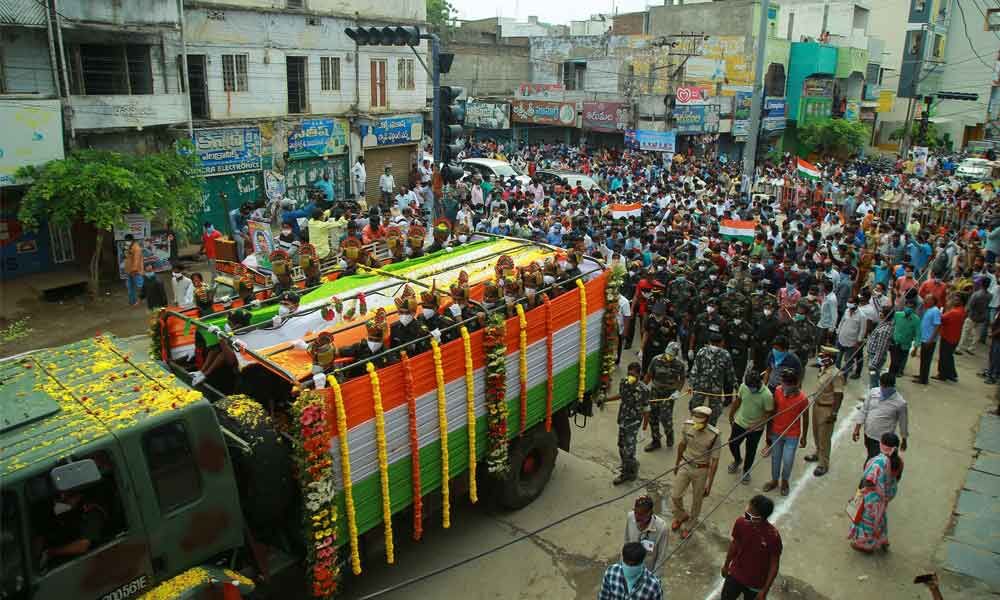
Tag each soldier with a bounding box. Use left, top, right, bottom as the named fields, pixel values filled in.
left=719, top=279, right=751, bottom=322
left=384, top=226, right=406, bottom=263
left=298, top=242, right=322, bottom=288
left=725, top=311, right=754, bottom=382
left=605, top=361, right=650, bottom=485
left=687, top=326, right=736, bottom=426
left=521, top=263, right=548, bottom=310
left=427, top=218, right=452, bottom=254
left=784, top=300, right=817, bottom=380
left=338, top=236, right=366, bottom=276
left=751, top=298, right=782, bottom=372
left=441, top=271, right=479, bottom=341
left=641, top=301, right=676, bottom=375
left=689, top=298, right=723, bottom=363
left=644, top=341, right=687, bottom=450
left=389, top=286, right=428, bottom=360
left=670, top=405, right=721, bottom=539
left=407, top=223, right=426, bottom=259
left=419, top=286, right=444, bottom=335
left=339, top=308, right=390, bottom=379
left=561, top=249, right=584, bottom=294
left=803, top=346, right=843, bottom=477
left=270, top=249, right=294, bottom=294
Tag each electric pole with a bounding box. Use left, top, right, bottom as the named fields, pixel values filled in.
left=742, top=0, right=769, bottom=192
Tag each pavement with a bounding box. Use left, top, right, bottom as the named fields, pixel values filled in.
left=348, top=342, right=999, bottom=600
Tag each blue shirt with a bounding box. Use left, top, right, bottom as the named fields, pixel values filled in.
left=873, top=265, right=890, bottom=286
left=314, top=179, right=335, bottom=202
left=908, top=241, right=932, bottom=271
left=920, top=306, right=941, bottom=342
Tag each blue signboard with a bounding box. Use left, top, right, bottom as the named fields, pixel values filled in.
left=733, top=91, right=753, bottom=138
left=193, top=127, right=262, bottom=177
left=632, top=129, right=676, bottom=153
left=287, top=118, right=349, bottom=159
left=359, top=114, right=423, bottom=148
left=763, top=97, right=787, bottom=132
left=675, top=105, right=706, bottom=134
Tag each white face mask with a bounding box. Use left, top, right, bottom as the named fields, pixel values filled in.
left=763, top=309, right=773, bottom=317
left=173, top=273, right=183, bottom=280
left=278, top=305, right=290, bottom=315
left=450, top=303, right=462, bottom=317
left=367, top=340, right=382, bottom=352
left=458, top=234, right=467, bottom=243
left=709, top=274, right=717, bottom=281
left=706, top=306, right=715, bottom=314
left=699, top=265, right=706, bottom=272
left=559, top=260, right=569, bottom=270
left=224, top=323, right=232, bottom=333
left=543, top=275, right=556, bottom=285
left=53, top=501, right=73, bottom=516
left=422, top=308, right=435, bottom=319
left=399, top=313, right=413, bottom=326
left=525, top=287, right=536, bottom=295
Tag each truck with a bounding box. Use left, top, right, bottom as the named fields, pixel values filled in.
left=1, top=234, right=616, bottom=599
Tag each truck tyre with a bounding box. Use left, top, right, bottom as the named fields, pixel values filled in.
left=500, top=425, right=558, bottom=510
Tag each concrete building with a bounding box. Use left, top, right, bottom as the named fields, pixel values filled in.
left=570, top=14, right=612, bottom=37
left=441, top=23, right=531, bottom=98
left=496, top=16, right=566, bottom=38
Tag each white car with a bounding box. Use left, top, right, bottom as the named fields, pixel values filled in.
left=461, top=158, right=532, bottom=187
left=535, top=170, right=605, bottom=193
left=957, top=158, right=993, bottom=181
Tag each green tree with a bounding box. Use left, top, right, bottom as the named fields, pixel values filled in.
left=426, top=0, right=455, bottom=29
left=16, top=142, right=203, bottom=290
left=889, top=121, right=944, bottom=150
left=797, top=118, right=871, bottom=159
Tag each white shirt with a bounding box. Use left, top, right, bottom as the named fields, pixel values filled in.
left=172, top=276, right=194, bottom=306
left=837, top=308, right=866, bottom=347
left=351, top=161, right=367, bottom=192
left=624, top=512, right=669, bottom=572
left=379, top=173, right=395, bottom=193
left=617, top=294, right=632, bottom=334
left=418, top=165, right=433, bottom=184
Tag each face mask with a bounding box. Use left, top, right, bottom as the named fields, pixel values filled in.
left=772, top=349, right=787, bottom=363
left=399, top=314, right=414, bottom=326
left=367, top=340, right=383, bottom=352
left=691, top=421, right=706, bottom=431
left=281, top=229, right=292, bottom=236
left=794, top=314, right=806, bottom=322
left=706, top=306, right=715, bottom=314
left=621, top=563, right=644, bottom=588
left=543, top=275, right=556, bottom=285
left=847, top=303, right=857, bottom=310
left=278, top=305, right=290, bottom=315
left=763, top=309, right=773, bottom=317
left=559, top=260, right=569, bottom=270
left=709, top=274, right=717, bottom=281
left=458, top=234, right=467, bottom=243
left=53, top=501, right=73, bottom=516
left=699, top=265, right=706, bottom=272
left=787, top=284, right=796, bottom=291
left=782, top=384, right=799, bottom=395
left=525, top=287, right=537, bottom=296
left=744, top=511, right=760, bottom=523
left=173, top=273, right=183, bottom=280
left=626, top=375, right=638, bottom=385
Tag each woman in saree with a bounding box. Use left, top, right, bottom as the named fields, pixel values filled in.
left=849, top=432, right=904, bottom=552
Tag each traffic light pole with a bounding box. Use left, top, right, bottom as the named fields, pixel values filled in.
left=430, top=34, right=441, bottom=166
left=742, top=0, right=768, bottom=193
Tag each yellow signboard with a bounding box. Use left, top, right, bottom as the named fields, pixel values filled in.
left=876, top=90, right=896, bottom=113
left=616, top=35, right=751, bottom=96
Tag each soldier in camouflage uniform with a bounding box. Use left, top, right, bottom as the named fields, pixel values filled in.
left=689, top=298, right=723, bottom=363
left=718, top=279, right=751, bottom=322
left=667, top=266, right=698, bottom=318
left=687, top=326, right=736, bottom=426
left=692, top=252, right=718, bottom=278
left=608, top=361, right=650, bottom=485
left=783, top=299, right=817, bottom=380
left=643, top=341, right=687, bottom=450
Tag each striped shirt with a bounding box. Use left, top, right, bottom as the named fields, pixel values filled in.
left=866, top=320, right=894, bottom=371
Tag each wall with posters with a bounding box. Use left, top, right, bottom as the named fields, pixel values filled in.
left=0, top=100, right=65, bottom=187
left=0, top=189, right=55, bottom=280
left=465, top=101, right=512, bottom=130
left=511, top=100, right=578, bottom=126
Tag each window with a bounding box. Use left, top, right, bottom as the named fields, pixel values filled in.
left=562, top=61, right=586, bottom=91
left=222, top=54, right=249, bottom=92
left=287, top=56, right=308, bottom=113
left=932, top=34, right=945, bottom=59
left=370, top=58, right=387, bottom=108
left=908, top=31, right=924, bottom=56
left=287, top=0, right=304, bottom=7
left=69, top=44, right=152, bottom=95
left=320, top=56, right=341, bottom=91
left=914, top=0, right=927, bottom=12
left=397, top=58, right=415, bottom=90
left=1, top=493, right=27, bottom=598
left=143, top=421, right=202, bottom=514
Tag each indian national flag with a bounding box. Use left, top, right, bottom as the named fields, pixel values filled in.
left=610, top=202, right=642, bottom=219
left=719, top=219, right=756, bottom=243
left=797, top=158, right=821, bottom=181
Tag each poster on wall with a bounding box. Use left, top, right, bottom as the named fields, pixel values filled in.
left=248, top=220, right=274, bottom=269
left=511, top=100, right=577, bottom=126
left=633, top=130, right=676, bottom=152
left=844, top=100, right=860, bottom=121
left=675, top=105, right=706, bottom=134
left=762, top=97, right=787, bottom=133
left=465, top=101, right=511, bottom=129
left=913, top=146, right=929, bottom=178
left=733, top=90, right=753, bottom=137
left=287, top=118, right=349, bottom=159
left=358, top=114, right=423, bottom=148
left=0, top=100, right=65, bottom=187
left=193, top=127, right=263, bottom=176
left=113, top=214, right=152, bottom=241
left=115, top=232, right=172, bottom=279
left=582, top=102, right=629, bottom=132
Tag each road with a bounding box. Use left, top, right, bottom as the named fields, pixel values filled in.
left=346, top=344, right=997, bottom=600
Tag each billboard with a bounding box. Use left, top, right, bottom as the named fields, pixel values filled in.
left=193, top=127, right=263, bottom=177
left=675, top=105, right=706, bottom=134
left=287, top=118, right=349, bottom=159
left=0, top=100, right=64, bottom=187
left=733, top=90, right=753, bottom=137
left=626, top=129, right=677, bottom=152
left=358, top=114, right=423, bottom=148
left=763, top=97, right=786, bottom=132
left=581, top=102, right=629, bottom=132
left=465, top=101, right=511, bottom=129
left=511, top=100, right=577, bottom=126
left=515, top=83, right=565, bottom=100
left=675, top=86, right=709, bottom=105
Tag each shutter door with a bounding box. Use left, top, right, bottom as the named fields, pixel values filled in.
left=363, top=144, right=415, bottom=210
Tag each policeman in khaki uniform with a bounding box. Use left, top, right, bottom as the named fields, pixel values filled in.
left=803, top=346, right=844, bottom=477
left=670, top=406, right=721, bottom=539
left=644, top=341, right=687, bottom=451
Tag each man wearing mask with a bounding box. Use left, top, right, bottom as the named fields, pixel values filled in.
left=140, top=263, right=167, bottom=310
left=604, top=362, right=650, bottom=485
left=752, top=298, right=782, bottom=372
left=670, top=405, right=721, bottom=539
left=762, top=369, right=809, bottom=496
left=623, top=496, right=669, bottom=574
left=764, top=335, right=802, bottom=392
left=351, top=156, right=367, bottom=203
left=171, top=265, right=194, bottom=307
left=641, top=300, right=675, bottom=375
left=598, top=542, right=663, bottom=600
left=893, top=264, right=918, bottom=309
left=340, top=308, right=390, bottom=379
left=720, top=495, right=782, bottom=600
left=726, top=370, right=774, bottom=483
left=835, top=297, right=866, bottom=379
left=687, top=327, right=736, bottom=426
left=784, top=301, right=817, bottom=380
left=889, top=298, right=921, bottom=376
left=389, top=286, right=429, bottom=361
left=853, top=372, right=909, bottom=461
left=804, top=346, right=844, bottom=477
left=914, top=294, right=942, bottom=385
left=777, top=274, right=801, bottom=321
left=644, top=341, right=687, bottom=451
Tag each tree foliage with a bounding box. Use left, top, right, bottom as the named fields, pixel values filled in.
left=426, top=0, right=456, bottom=29
left=797, top=118, right=870, bottom=159
left=16, top=142, right=203, bottom=288
left=888, top=121, right=950, bottom=150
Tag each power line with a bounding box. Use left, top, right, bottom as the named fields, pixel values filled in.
left=955, top=0, right=996, bottom=69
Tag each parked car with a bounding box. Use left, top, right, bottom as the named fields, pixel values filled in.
left=460, top=158, right=532, bottom=187
left=956, top=157, right=993, bottom=181
left=535, top=169, right=604, bottom=193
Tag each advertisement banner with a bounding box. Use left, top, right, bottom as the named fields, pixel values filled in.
left=287, top=118, right=349, bottom=159
left=248, top=220, right=274, bottom=269
left=511, top=100, right=577, bottom=126
left=675, top=86, right=708, bottom=105
left=763, top=96, right=786, bottom=132
left=803, top=78, right=835, bottom=98
left=675, top=105, right=706, bottom=134
left=581, top=102, right=629, bottom=132
left=465, top=101, right=511, bottom=129
left=113, top=214, right=152, bottom=241
left=876, top=90, right=896, bottom=113
left=629, top=129, right=677, bottom=153
left=799, top=97, right=832, bottom=126
left=115, top=233, right=172, bottom=279
left=845, top=100, right=860, bottom=121
left=516, top=83, right=565, bottom=100
left=359, top=114, right=423, bottom=148
left=194, top=127, right=263, bottom=177
left=0, top=100, right=65, bottom=187
left=913, top=146, right=929, bottom=178
left=733, top=90, right=752, bottom=138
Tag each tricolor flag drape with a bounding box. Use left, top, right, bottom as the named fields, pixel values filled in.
left=797, top=158, right=821, bottom=181
left=610, top=203, right=642, bottom=219
left=719, top=219, right=756, bottom=243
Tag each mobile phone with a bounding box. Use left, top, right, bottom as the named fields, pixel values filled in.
left=913, top=573, right=935, bottom=584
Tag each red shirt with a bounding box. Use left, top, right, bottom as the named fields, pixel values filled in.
left=918, top=279, right=948, bottom=309
left=634, top=278, right=655, bottom=316
left=769, top=387, right=808, bottom=438
left=202, top=229, right=222, bottom=259
left=728, top=517, right=783, bottom=590
left=940, top=306, right=966, bottom=345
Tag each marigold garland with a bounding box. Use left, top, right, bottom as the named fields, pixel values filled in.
left=576, top=279, right=588, bottom=403
left=292, top=389, right=340, bottom=597
left=401, top=352, right=423, bottom=540
left=515, top=304, right=528, bottom=436
left=483, top=312, right=510, bottom=476
left=431, top=338, right=451, bottom=528
left=366, top=362, right=394, bottom=564
left=327, top=378, right=361, bottom=576
left=460, top=326, right=478, bottom=504
left=543, top=297, right=554, bottom=432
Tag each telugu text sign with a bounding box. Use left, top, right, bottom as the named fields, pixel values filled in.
left=287, top=118, right=349, bottom=159
left=581, top=102, right=629, bottom=132
left=511, top=100, right=577, bottom=126
left=465, top=101, right=511, bottom=129
left=359, top=115, right=423, bottom=148
left=193, top=127, right=263, bottom=177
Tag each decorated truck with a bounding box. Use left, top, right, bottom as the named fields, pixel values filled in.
left=1, top=235, right=620, bottom=599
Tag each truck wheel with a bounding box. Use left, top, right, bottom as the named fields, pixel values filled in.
left=500, top=425, right=558, bottom=510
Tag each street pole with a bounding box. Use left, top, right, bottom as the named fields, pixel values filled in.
left=431, top=35, right=442, bottom=165
left=742, top=0, right=769, bottom=194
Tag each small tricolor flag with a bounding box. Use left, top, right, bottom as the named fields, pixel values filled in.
left=610, top=202, right=642, bottom=219
left=719, top=219, right=756, bottom=243
left=797, top=158, right=821, bottom=181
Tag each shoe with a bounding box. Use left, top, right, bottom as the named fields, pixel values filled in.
left=644, top=440, right=661, bottom=452
left=813, top=466, right=829, bottom=477
left=931, top=375, right=947, bottom=381
left=671, top=515, right=689, bottom=531
left=849, top=372, right=861, bottom=380
left=741, top=473, right=752, bottom=485
left=613, top=471, right=637, bottom=485
left=665, top=433, right=674, bottom=448
left=762, top=480, right=779, bottom=493
left=955, top=350, right=964, bottom=356
left=727, top=461, right=741, bottom=474
left=947, top=377, right=959, bottom=383
left=803, top=454, right=819, bottom=463
left=780, top=480, right=790, bottom=496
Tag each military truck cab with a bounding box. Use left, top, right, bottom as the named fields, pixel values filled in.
left=1, top=337, right=246, bottom=600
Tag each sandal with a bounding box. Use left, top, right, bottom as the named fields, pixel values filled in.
left=671, top=516, right=689, bottom=531
left=780, top=480, right=790, bottom=496
left=762, top=480, right=779, bottom=493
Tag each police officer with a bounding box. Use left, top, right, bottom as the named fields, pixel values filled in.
left=687, top=326, right=736, bottom=426
left=606, top=361, right=650, bottom=485
left=670, top=405, right=721, bottom=539
left=643, top=341, right=687, bottom=451
left=804, top=346, right=844, bottom=477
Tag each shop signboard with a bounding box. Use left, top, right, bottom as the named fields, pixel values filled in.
left=358, top=114, right=423, bottom=148
left=511, top=100, right=577, bottom=126
left=287, top=118, right=349, bottom=159
left=675, top=86, right=708, bottom=105
left=675, top=105, right=706, bottom=134
left=581, top=101, right=629, bottom=132
left=628, top=129, right=677, bottom=153
left=733, top=90, right=753, bottom=137
left=0, top=100, right=64, bottom=187
left=193, top=127, right=262, bottom=176
left=763, top=96, right=787, bottom=132
left=465, top=101, right=511, bottom=129
left=515, top=83, right=565, bottom=100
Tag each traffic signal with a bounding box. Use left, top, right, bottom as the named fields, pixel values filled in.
left=936, top=91, right=978, bottom=101
left=344, top=25, right=421, bottom=46
left=440, top=86, right=465, bottom=171
left=441, top=164, right=466, bottom=183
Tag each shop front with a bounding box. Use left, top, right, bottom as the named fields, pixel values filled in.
left=465, top=100, right=513, bottom=143
left=357, top=114, right=423, bottom=206
left=284, top=117, right=350, bottom=207
left=511, top=100, right=579, bottom=145
left=581, top=101, right=630, bottom=149
left=192, top=126, right=264, bottom=243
